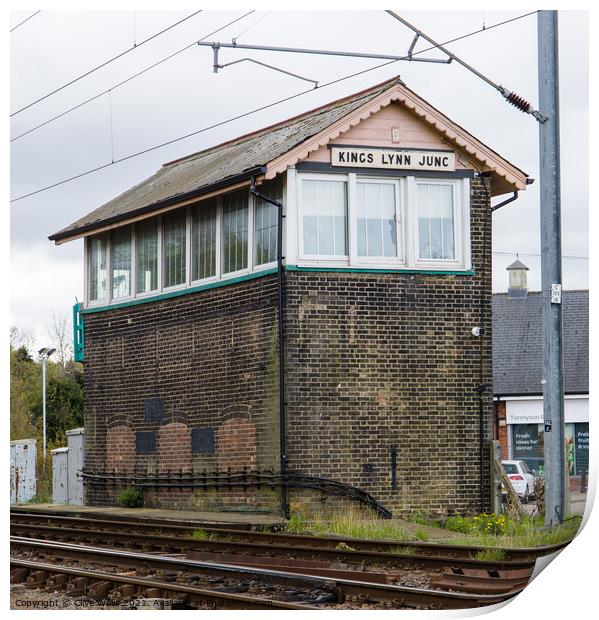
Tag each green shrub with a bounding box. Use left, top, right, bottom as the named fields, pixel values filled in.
left=117, top=486, right=144, bottom=508
left=444, top=514, right=509, bottom=536
left=444, top=515, right=477, bottom=534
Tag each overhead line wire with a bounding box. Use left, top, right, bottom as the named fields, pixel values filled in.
left=10, top=10, right=41, bottom=32
left=11, top=10, right=204, bottom=117
left=10, top=10, right=535, bottom=203
left=11, top=11, right=256, bottom=142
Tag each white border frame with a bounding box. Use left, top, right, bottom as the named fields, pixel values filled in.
left=408, top=176, right=467, bottom=271
left=297, top=171, right=350, bottom=266
left=349, top=175, right=406, bottom=269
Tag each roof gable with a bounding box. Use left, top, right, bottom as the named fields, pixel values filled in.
left=50, top=75, right=529, bottom=243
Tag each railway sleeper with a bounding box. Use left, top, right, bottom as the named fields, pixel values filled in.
left=10, top=568, right=30, bottom=584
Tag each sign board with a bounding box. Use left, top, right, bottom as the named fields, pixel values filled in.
left=512, top=424, right=544, bottom=458
left=330, top=146, right=456, bottom=172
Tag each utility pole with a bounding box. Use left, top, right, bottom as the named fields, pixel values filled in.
left=38, top=347, right=56, bottom=471
left=538, top=10, right=567, bottom=526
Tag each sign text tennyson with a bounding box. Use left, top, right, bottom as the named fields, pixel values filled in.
left=330, top=146, right=456, bottom=172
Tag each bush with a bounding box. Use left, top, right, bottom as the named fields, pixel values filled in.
left=117, top=486, right=144, bottom=508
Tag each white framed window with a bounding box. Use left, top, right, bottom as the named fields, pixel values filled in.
left=88, top=235, right=108, bottom=302
left=408, top=177, right=466, bottom=270
left=297, top=172, right=469, bottom=271
left=162, top=210, right=187, bottom=289
left=350, top=176, right=405, bottom=267
left=191, top=199, right=217, bottom=282
left=135, top=217, right=159, bottom=295
left=111, top=225, right=132, bottom=299
left=222, top=189, right=249, bottom=275
left=254, top=176, right=283, bottom=267
left=299, top=174, right=348, bottom=260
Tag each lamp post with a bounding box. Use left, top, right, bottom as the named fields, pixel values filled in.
left=38, top=347, right=56, bottom=469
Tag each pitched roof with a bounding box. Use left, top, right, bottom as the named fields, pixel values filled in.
left=506, top=259, right=529, bottom=271
left=50, top=75, right=530, bottom=243
left=492, top=290, right=589, bottom=395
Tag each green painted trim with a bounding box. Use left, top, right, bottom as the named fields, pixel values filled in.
left=285, top=265, right=476, bottom=276
left=73, top=302, right=84, bottom=361
left=81, top=267, right=278, bottom=315
left=81, top=264, right=475, bottom=315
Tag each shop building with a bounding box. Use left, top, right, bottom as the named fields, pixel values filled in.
left=493, top=261, right=589, bottom=489
left=50, top=76, right=530, bottom=517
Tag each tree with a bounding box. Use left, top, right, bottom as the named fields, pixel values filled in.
left=10, top=328, right=84, bottom=444
left=48, top=311, right=72, bottom=367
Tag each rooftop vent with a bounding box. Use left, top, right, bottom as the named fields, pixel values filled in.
left=506, top=257, right=529, bottom=298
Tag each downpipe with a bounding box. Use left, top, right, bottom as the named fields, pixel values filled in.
left=251, top=178, right=289, bottom=519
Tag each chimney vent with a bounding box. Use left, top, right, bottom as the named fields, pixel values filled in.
left=506, top=257, right=529, bottom=298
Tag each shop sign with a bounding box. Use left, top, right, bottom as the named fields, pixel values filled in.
left=330, top=146, right=456, bottom=171
left=512, top=424, right=543, bottom=458
left=575, top=424, right=589, bottom=475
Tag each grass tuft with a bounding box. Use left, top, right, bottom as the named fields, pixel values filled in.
left=191, top=528, right=215, bottom=541
left=475, top=548, right=506, bottom=562
left=116, top=486, right=143, bottom=508
left=283, top=508, right=410, bottom=541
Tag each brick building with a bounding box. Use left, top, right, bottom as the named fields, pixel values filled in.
left=493, top=261, right=589, bottom=491
left=50, top=76, right=530, bottom=517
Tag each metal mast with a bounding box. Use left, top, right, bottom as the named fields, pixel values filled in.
left=538, top=10, right=567, bottom=526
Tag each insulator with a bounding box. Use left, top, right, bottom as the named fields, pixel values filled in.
left=504, top=91, right=532, bottom=114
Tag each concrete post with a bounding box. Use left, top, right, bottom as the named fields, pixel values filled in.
left=538, top=10, right=567, bottom=526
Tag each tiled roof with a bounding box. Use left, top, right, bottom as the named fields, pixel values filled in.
left=492, top=290, right=588, bottom=395
left=49, top=78, right=397, bottom=242
left=50, top=74, right=529, bottom=242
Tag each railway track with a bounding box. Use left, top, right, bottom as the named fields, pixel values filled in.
left=10, top=537, right=520, bottom=610
left=11, top=508, right=571, bottom=608
left=10, top=518, right=537, bottom=593
left=10, top=509, right=568, bottom=562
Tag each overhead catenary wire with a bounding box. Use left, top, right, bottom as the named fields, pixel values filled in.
left=11, top=10, right=256, bottom=143
left=493, top=252, right=588, bottom=261
left=232, top=10, right=271, bottom=42
left=10, top=10, right=204, bottom=117
left=385, top=10, right=546, bottom=122
left=10, top=10, right=536, bottom=204
left=10, top=10, right=41, bottom=33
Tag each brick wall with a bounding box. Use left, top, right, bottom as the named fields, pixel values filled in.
left=283, top=175, right=493, bottom=517
left=82, top=175, right=493, bottom=517
left=82, top=276, right=282, bottom=510
left=494, top=401, right=509, bottom=459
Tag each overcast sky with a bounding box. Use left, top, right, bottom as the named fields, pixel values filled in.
left=9, top=9, right=588, bottom=350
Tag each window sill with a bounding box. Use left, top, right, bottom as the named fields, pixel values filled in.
left=81, top=267, right=279, bottom=314
left=289, top=264, right=475, bottom=276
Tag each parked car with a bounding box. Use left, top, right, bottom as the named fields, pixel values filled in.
left=501, top=460, right=536, bottom=502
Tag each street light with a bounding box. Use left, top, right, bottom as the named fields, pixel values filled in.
left=38, top=347, right=56, bottom=469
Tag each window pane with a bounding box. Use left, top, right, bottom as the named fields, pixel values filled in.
left=192, top=200, right=216, bottom=280
left=357, top=182, right=397, bottom=257
left=302, top=179, right=347, bottom=256
left=136, top=218, right=158, bottom=294
left=222, top=190, right=248, bottom=274
left=89, top=236, right=107, bottom=301
left=111, top=226, right=132, bottom=299
left=163, top=210, right=187, bottom=287
left=418, top=184, right=455, bottom=260
left=255, top=176, right=283, bottom=266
